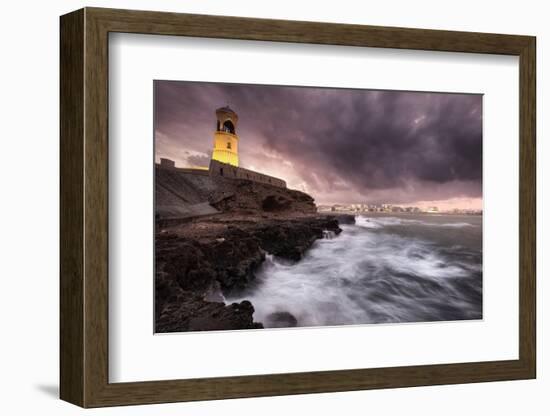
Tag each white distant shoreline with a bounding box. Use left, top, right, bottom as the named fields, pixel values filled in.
left=320, top=209, right=483, bottom=217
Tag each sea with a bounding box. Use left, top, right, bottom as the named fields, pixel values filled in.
left=226, top=213, right=483, bottom=328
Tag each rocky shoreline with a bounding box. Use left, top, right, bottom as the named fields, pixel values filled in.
left=155, top=213, right=353, bottom=332
left=155, top=172, right=354, bottom=332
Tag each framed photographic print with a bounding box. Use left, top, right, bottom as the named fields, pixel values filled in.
left=60, top=7, right=536, bottom=408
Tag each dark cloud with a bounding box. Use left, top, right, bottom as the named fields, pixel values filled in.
left=154, top=80, right=482, bottom=205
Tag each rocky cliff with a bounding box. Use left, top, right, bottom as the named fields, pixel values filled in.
left=155, top=166, right=316, bottom=221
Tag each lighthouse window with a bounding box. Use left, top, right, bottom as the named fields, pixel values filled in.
left=226, top=142, right=232, bottom=149
left=222, top=120, right=235, bottom=134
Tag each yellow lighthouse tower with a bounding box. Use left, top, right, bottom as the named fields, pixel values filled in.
left=212, top=106, right=239, bottom=167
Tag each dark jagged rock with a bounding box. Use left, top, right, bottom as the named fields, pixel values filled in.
left=254, top=216, right=342, bottom=261
left=329, top=213, right=356, bottom=225
left=161, top=240, right=216, bottom=293
left=266, top=311, right=298, bottom=328
left=261, top=195, right=292, bottom=212
left=155, top=214, right=346, bottom=331
left=157, top=290, right=263, bottom=332
left=156, top=216, right=341, bottom=294
left=205, top=228, right=266, bottom=291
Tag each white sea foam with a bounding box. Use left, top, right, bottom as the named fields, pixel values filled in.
left=355, top=215, right=475, bottom=229
left=226, top=215, right=482, bottom=328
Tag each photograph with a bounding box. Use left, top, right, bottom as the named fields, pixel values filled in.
left=154, top=80, right=483, bottom=333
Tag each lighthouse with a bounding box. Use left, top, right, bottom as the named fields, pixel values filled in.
left=212, top=106, right=239, bottom=167
left=159, top=105, right=286, bottom=188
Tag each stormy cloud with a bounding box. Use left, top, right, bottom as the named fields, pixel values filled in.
left=154, top=80, right=482, bottom=207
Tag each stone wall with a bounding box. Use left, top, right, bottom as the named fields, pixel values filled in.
left=209, top=159, right=286, bottom=188
left=159, top=157, right=175, bottom=169
left=156, top=158, right=287, bottom=189
left=156, top=161, right=210, bottom=176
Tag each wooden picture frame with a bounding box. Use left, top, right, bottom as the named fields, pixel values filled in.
left=60, top=7, right=536, bottom=408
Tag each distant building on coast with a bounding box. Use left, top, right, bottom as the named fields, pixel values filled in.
left=157, top=106, right=286, bottom=189
left=319, top=202, right=480, bottom=215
